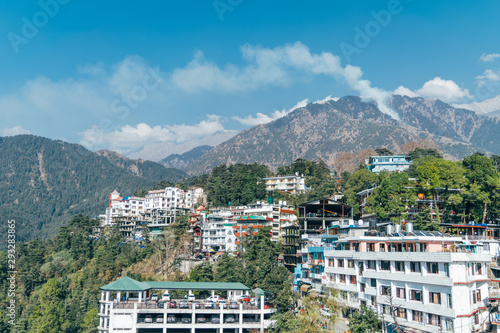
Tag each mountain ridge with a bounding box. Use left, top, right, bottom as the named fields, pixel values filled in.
left=186, top=95, right=492, bottom=174
left=0, top=135, right=186, bottom=246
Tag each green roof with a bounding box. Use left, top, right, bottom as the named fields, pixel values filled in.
left=100, top=276, right=150, bottom=291
left=100, top=277, right=250, bottom=292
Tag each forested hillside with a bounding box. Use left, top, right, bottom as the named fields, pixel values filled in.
left=0, top=135, right=185, bottom=247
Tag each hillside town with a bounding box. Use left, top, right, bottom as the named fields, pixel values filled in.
left=93, top=153, right=500, bottom=333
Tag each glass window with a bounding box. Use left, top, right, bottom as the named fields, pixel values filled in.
left=395, top=261, right=405, bottom=272
left=427, top=314, right=441, bottom=326
left=427, top=262, right=438, bottom=274
left=348, top=260, right=355, bottom=268
left=429, top=292, right=441, bottom=304
left=412, top=310, right=423, bottom=322
left=371, top=279, right=377, bottom=288
left=367, top=260, right=376, bottom=270
left=338, top=259, right=344, bottom=267
left=410, top=262, right=421, bottom=273
left=381, top=261, right=390, bottom=270
left=350, top=275, right=357, bottom=284
left=396, top=287, right=405, bottom=299
left=381, top=285, right=391, bottom=296
left=410, top=290, right=422, bottom=302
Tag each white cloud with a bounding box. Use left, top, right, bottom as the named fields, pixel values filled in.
left=475, top=69, right=500, bottom=82
left=79, top=115, right=234, bottom=150
left=480, top=53, right=500, bottom=62
left=415, top=77, right=471, bottom=103
left=313, top=95, right=339, bottom=104
left=0, top=126, right=31, bottom=136
left=232, top=98, right=309, bottom=126
left=77, top=62, right=106, bottom=76
left=171, top=42, right=398, bottom=119
left=393, top=86, right=420, bottom=98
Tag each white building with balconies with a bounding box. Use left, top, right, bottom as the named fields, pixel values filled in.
left=98, top=277, right=275, bottom=333
left=321, top=225, right=491, bottom=332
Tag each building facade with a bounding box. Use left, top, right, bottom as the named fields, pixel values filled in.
left=366, top=155, right=412, bottom=174
left=98, top=277, right=275, bottom=333
left=317, top=226, right=491, bottom=332
left=263, top=174, right=307, bottom=194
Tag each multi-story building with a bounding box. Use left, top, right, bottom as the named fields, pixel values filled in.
left=145, top=187, right=185, bottom=211
left=263, top=174, right=307, bottom=194
left=201, top=212, right=236, bottom=253
left=185, top=187, right=206, bottom=209
left=97, top=276, right=275, bottom=333
left=366, top=155, right=412, bottom=174
left=321, top=223, right=491, bottom=333
left=103, top=191, right=145, bottom=225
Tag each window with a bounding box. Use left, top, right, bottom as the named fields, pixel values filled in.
left=410, top=262, right=421, bottom=273
left=475, top=263, right=483, bottom=275
left=445, top=294, right=452, bottom=308
left=410, top=290, right=422, bottom=302
left=427, top=314, right=441, bottom=326
left=380, top=243, right=385, bottom=252
left=338, top=259, right=344, bottom=268
left=412, top=310, right=423, bottom=323
left=474, top=312, right=479, bottom=325
left=371, top=279, right=377, bottom=288
left=429, top=292, right=441, bottom=304
left=371, top=296, right=376, bottom=305
left=381, top=285, right=391, bottom=296
left=382, top=305, right=391, bottom=315
left=328, top=259, right=335, bottom=267
left=368, top=243, right=375, bottom=252
left=367, top=260, right=376, bottom=270
left=444, top=263, right=450, bottom=277
left=350, top=275, right=357, bottom=284
left=348, top=260, right=355, bottom=268
left=339, top=274, right=346, bottom=283
left=396, top=287, right=405, bottom=299
left=443, top=318, right=453, bottom=331
left=395, top=261, right=405, bottom=272
left=472, top=289, right=481, bottom=303
left=427, top=262, right=439, bottom=274
left=360, top=283, right=366, bottom=292
left=381, top=261, right=390, bottom=271
left=395, top=308, right=406, bottom=319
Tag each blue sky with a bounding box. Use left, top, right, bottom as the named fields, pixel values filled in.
left=1, top=0, right=500, bottom=160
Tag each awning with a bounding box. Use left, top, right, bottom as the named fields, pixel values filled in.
left=300, top=284, right=311, bottom=292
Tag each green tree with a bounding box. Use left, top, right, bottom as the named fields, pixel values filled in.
left=349, top=306, right=381, bottom=333
left=366, top=172, right=416, bottom=223
left=343, top=169, right=380, bottom=219
left=81, top=308, right=98, bottom=333
left=463, top=153, right=500, bottom=223
left=412, top=157, right=467, bottom=223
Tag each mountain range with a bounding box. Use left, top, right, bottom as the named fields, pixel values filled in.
left=160, top=145, right=213, bottom=169
left=185, top=95, right=500, bottom=174
left=455, top=94, right=500, bottom=117
left=0, top=135, right=186, bottom=247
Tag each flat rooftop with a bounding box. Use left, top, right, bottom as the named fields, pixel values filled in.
left=100, top=276, right=250, bottom=292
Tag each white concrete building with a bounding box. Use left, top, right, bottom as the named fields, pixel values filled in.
left=98, top=277, right=275, bottom=333
left=263, top=174, right=307, bottom=194
left=104, top=191, right=145, bottom=225
left=185, top=187, right=206, bottom=209
left=320, top=227, right=491, bottom=332
left=231, top=201, right=297, bottom=242
left=145, top=187, right=185, bottom=211
left=201, top=212, right=237, bottom=253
